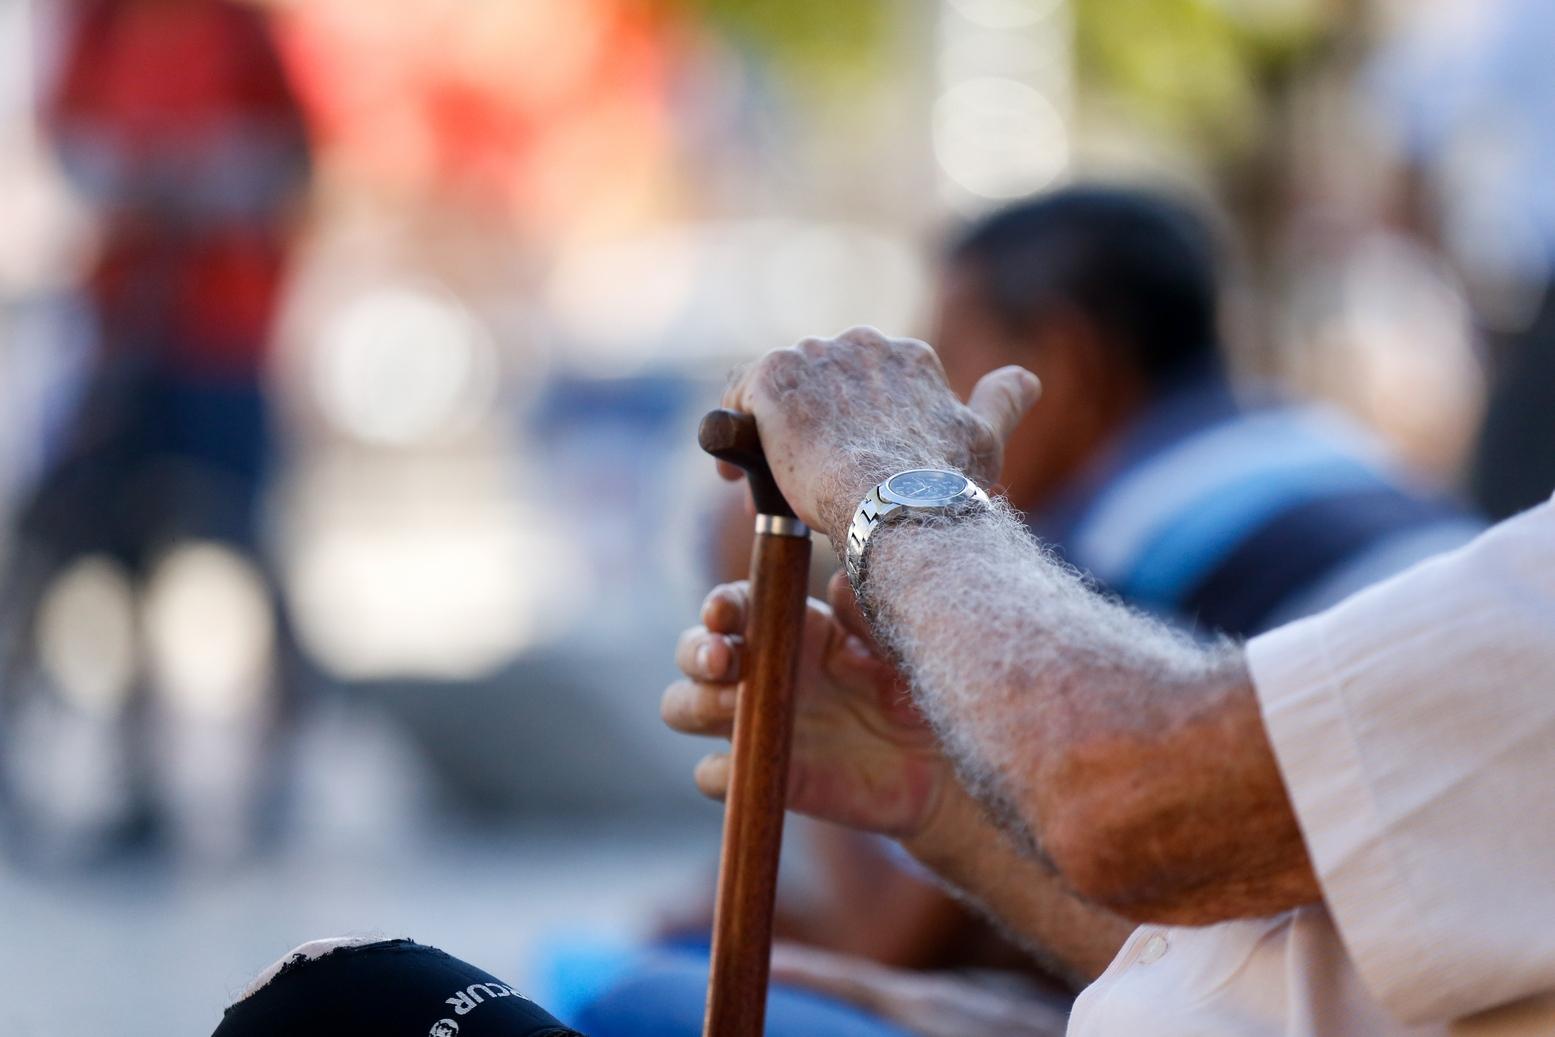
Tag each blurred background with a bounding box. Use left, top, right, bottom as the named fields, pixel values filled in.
left=0, top=0, right=1547, bottom=1031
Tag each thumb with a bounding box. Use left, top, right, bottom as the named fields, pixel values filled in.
left=967, top=365, right=1041, bottom=445
left=825, top=570, right=879, bottom=651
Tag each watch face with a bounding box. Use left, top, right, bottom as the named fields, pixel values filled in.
left=884, top=469, right=971, bottom=505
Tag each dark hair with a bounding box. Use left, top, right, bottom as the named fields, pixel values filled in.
left=947, top=185, right=1222, bottom=384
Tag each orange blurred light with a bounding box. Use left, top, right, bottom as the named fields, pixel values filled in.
left=271, top=0, right=676, bottom=232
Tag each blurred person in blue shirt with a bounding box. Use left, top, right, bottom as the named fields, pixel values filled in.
left=935, top=186, right=1483, bottom=636
left=559, top=185, right=1483, bottom=1037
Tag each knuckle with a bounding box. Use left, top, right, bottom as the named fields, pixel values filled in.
left=721, top=634, right=745, bottom=677
left=674, top=628, right=701, bottom=672
left=703, top=582, right=737, bottom=612
left=759, top=348, right=806, bottom=395
left=837, top=325, right=886, bottom=347
left=766, top=346, right=805, bottom=369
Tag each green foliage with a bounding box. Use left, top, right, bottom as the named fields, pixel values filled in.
left=671, top=0, right=894, bottom=87
left=1074, top=0, right=1328, bottom=155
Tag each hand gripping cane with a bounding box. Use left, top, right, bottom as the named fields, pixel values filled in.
left=697, top=409, right=812, bottom=1037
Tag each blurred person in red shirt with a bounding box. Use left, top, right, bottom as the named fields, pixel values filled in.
left=51, top=0, right=307, bottom=379
left=0, top=0, right=309, bottom=862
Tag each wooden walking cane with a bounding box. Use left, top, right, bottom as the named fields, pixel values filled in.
left=698, top=409, right=812, bottom=1037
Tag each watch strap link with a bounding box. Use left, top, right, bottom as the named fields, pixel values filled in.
left=844, top=484, right=899, bottom=585
left=844, top=476, right=990, bottom=586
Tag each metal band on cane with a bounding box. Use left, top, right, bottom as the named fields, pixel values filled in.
left=754, top=514, right=809, bottom=538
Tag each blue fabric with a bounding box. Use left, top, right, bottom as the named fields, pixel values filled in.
left=1180, top=487, right=1474, bottom=633
left=1029, top=368, right=1480, bottom=636
left=1028, top=366, right=1249, bottom=553
left=556, top=946, right=914, bottom=1037
left=538, top=940, right=648, bottom=1029
left=1117, top=457, right=1385, bottom=609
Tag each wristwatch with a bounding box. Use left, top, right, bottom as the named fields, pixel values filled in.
left=844, top=468, right=991, bottom=587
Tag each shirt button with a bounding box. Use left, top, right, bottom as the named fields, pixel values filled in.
left=1138, top=932, right=1169, bottom=964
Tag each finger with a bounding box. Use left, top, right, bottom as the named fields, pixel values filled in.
left=823, top=574, right=925, bottom=728
left=768, top=944, right=897, bottom=1015
left=720, top=361, right=755, bottom=413
left=661, top=680, right=737, bottom=737
left=967, top=365, right=1042, bottom=445
left=721, top=347, right=802, bottom=413
left=826, top=570, right=879, bottom=650
left=674, top=627, right=742, bottom=683
left=693, top=752, right=731, bottom=800
left=701, top=581, right=750, bottom=635
left=716, top=460, right=743, bottom=482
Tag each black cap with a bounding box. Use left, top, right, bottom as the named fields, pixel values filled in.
left=214, top=939, right=583, bottom=1037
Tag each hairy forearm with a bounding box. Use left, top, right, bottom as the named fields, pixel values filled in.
left=904, top=778, right=1134, bottom=985
left=852, top=502, right=1320, bottom=924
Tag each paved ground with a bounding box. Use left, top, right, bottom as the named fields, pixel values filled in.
left=0, top=819, right=720, bottom=1035
left=0, top=704, right=722, bottom=1036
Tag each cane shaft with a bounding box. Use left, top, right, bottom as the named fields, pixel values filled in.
left=697, top=408, right=809, bottom=1036
left=703, top=528, right=810, bottom=1037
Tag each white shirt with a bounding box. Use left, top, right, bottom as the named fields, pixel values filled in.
left=1070, top=496, right=1555, bottom=1035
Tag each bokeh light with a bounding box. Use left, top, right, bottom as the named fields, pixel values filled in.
left=35, top=556, right=138, bottom=717
left=933, top=77, right=1070, bottom=201
left=311, top=284, right=498, bottom=446
left=143, top=542, right=275, bottom=722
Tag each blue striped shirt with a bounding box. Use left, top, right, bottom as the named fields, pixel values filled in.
left=1028, top=371, right=1484, bottom=637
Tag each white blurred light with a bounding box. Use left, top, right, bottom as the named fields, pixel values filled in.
left=36, top=556, right=137, bottom=716
left=313, top=285, right=498, bottom=446
left=933, top=77, right=1069, bottom=201
left=547, top=230, right=699, bottom=365
left=948, top=0, right=1063, bottom=29
left=1339, top=239, right=1484, bottom=470
left=545, top=221, right=925, bottom=370
left=143, top=542, right=274, bottom=721
left=937, top=26, right=1063, bottom=87
left=0, top=1, right=32, bottom=115
left=761, top=225, right=925, bottom=345
left=289, top=496, right=584, bottom=682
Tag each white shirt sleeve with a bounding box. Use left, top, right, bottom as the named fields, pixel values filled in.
left=1247, top=498, right=1555, bottom=1024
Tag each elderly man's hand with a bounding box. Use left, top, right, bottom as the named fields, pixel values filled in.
left=663, top=572, right=951, bottom=839
left=721, top=326, right=1040, bottom=539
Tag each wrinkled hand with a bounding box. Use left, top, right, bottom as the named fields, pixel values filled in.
left=662, top=572, right=950, bottom=839
left=769, top=943, right=1070, bottom=1037
left=721, top=326, right=1040, bottom=540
